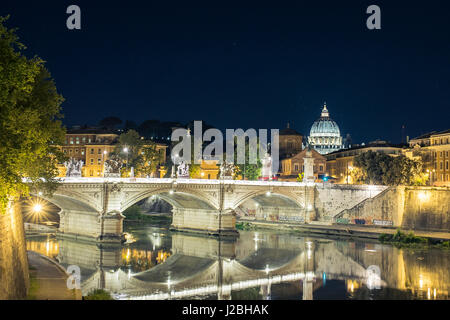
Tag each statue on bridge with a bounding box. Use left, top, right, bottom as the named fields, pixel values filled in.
left=104, top=155, right=122, bottom=178
left=176, top=161, right=190, bottom=178
left=219, top=161, right=235, bottom=180
left=261, top=153, right=273, bottom=180
left=64, top=158, right=84, bottom=178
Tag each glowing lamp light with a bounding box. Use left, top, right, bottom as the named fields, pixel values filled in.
left=123, top=147, right=128, bottom=153
left=169, top=190, right=174, bottom=195
left=33, top=204, right=43, bottom=213
left=418, top=192, right=428, bottom=201
left=266, top=191, right=271, bottom=196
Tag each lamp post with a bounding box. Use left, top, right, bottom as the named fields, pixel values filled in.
left=123, top=147, right=129, bottom=172
left=102, top=150, right=107, bottom=176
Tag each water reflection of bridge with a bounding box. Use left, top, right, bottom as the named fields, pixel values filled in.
left=26, top=231, right=450, bottom=300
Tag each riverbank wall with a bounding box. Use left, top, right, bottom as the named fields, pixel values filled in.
left=0, top=202, right=29, bottom=299
left=335, top=186, right=450, bottom=232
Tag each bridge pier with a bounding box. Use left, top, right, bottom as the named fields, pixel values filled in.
left=170, top=208, right=239, bottom=237
left=58, top=209, right=125, bottom=243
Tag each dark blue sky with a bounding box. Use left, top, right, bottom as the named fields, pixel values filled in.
left=1, top=0, right=449, bottom=144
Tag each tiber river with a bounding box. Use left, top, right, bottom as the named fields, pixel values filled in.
left=26, top=223, right=450, bottom=300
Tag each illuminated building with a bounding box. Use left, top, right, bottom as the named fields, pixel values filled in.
left=57, top=127, right=167, bottom=177
left=409, top=129, right=450, bottom=186
left=280, top=148, right=327, bottom=181
left=279, top=123, right=303, bottom=159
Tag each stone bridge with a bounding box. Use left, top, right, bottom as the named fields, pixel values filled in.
left=33, top=178, right=386, bottom=242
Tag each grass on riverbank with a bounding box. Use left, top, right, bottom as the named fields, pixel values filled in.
left=26, top=266, right=39, bottom=300
left=123, top=205, right=172, bottom=224
left=83, top=289, right=113, bottom=300
left=236, top=222, right=257, bottom=231
left=379, top=229, right=450, bottom=249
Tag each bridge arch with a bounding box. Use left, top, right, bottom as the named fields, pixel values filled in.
left=121, top=187, right=219, bottom=212
left=231, top=190, right=304, bottom=210
left=30, top=192, right=100, bottom=214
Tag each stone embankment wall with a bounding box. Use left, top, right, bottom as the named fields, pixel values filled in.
left=0, top=202, right=29, bottom=299
left=336, top=186, right=450, bottom=232
left=315, top=184, right=388, bottom=222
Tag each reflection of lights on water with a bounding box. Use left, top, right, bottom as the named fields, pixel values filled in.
left=419, top=274, right=423, bottom=289
left=265, top=264, right=270, bottom=275
left=253, top=233, right=261, bottom=251
left=306, top=241, right=312, bottom=260
left=366, top=265, right=381, bottom=290
left=428, top=288, right=431, bottom=300
left=126, top=248, right=131, bottom=262
left=434, top=288, right=437, bottom=299
left=364, top=249, right=377, bottom=253
left=350, top=282, right=354, bottom=292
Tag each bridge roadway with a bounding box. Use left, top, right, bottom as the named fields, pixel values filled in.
left=32, top=177, right=386, bottom=242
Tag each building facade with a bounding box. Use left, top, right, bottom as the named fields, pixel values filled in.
left=308, top=103, right=343, bottom=155
left=58, top=127, right=167, bottom=178
left=409, top=129, right=450, bottom=186
left=280, top=148, right=327, bottom=182
left=279, top=124, right=303, bottom=159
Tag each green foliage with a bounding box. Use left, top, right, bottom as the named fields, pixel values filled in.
left=114, top=131, right=163, bottom=177
left=189, top=163, right=201, bottom=178
left=353, top=151, right=426, bottom=186
left=83, top=289, right=113, bottom=300
left=0, top=16, right=65, bottom=213
left=379, top=229, right=428, bottom=245
left=236, top=222, right=256, bottom=230
left=26, top=270, right=39, bottom=300
left=136, top=142, right=163, bottom=177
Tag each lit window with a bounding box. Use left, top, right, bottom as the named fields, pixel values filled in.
left=98, top=159, right=101, bottom=165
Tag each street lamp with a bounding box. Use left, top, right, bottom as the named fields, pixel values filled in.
left=102, top=150, right=107, bottom=176
left=123, top=147, right=129, bottom=172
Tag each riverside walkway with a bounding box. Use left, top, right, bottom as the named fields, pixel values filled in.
left=245, top=220, right=450, bottom=241
left=27, top=251, right=81, bottom=300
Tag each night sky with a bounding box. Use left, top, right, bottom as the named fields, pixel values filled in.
left=1, top=0, right=449, bottom=144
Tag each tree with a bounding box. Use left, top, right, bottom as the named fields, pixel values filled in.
left=112, top=130, right=143, bottom=175
left=0, top=16, right=65, bottom=214
left=135, top=143, right=163, bottom=177
left=353, top=151, right=427, bottom=186
left=232, top=137, right=262, bottom=180
left=99, top=116, right=122, bottom=130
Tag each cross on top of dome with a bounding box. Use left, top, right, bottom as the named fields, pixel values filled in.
left=321, top=102, right=329, bottom=117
